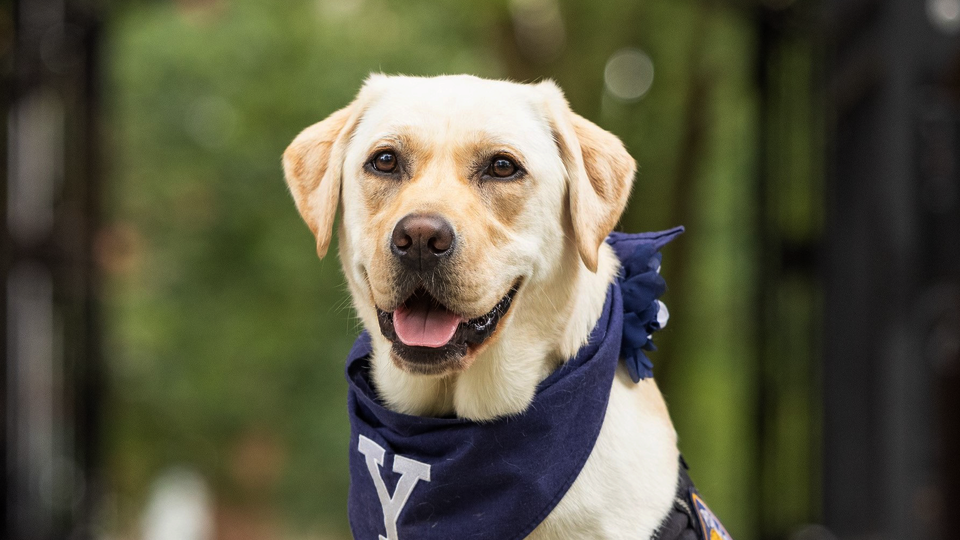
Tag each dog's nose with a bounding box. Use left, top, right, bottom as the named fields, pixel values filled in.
left=391, top=213, right=455, bottom=271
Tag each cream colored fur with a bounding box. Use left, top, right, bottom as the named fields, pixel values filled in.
left=283, top=74, right=680, bottom=539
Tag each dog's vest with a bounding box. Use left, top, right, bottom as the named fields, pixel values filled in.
left=344, top=227, right=731, bottom=540
left=654, top=458, right=733, bottom=540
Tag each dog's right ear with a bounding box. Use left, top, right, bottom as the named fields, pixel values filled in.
left=282, top=102, right=363, bottom=259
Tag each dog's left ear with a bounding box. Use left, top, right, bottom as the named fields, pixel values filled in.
left=539, top=81, right=636, bottom=272
left=282, top=100, right=365, bottom=259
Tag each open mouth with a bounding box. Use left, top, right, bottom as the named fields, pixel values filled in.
left=376, top=280, right=521, bottom=373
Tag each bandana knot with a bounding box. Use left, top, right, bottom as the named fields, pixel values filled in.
left=608, top=226, right=684, bottom=382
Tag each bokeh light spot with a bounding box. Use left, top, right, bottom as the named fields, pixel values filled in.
left=928, top=0, right=960, bottom=34
left=604, top=48, right=655, bottom=102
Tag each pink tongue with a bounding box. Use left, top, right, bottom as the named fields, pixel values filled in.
left=393, top=302, right=463, bottom=348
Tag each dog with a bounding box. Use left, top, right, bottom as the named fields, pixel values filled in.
left=282, top=74, right=711, bottom=539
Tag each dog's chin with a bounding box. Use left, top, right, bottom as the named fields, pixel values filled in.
left=388, top=342, right=475, bottom=376
left=376, top=279, right=522, bottom=377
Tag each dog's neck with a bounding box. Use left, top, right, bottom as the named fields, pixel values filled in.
left=365, top=243, right=619, bottom=421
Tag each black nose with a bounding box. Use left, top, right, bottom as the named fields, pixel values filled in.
left=391, top=213, right=455, bottom=271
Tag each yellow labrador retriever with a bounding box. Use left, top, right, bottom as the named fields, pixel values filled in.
left=283, top=74, right=694, bottom=539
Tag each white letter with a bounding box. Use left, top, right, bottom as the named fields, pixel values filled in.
left=357, top=435, right=431, bottom=540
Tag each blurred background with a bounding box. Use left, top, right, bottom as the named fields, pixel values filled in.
left=3, top=0, right=959, bottom=539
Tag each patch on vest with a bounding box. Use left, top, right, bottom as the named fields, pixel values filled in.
left=691, top=492, right=732, bottom=540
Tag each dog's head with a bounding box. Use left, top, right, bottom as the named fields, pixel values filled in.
left=283, top=75, right=634, bottom=378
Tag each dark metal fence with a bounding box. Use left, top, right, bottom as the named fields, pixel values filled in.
left=2, top=0, right=101, bottom=539
left=824, top=0, right=960, bottom=538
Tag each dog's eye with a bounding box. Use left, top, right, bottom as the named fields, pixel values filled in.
left=372, top=151, right=398, bottom=173
left=488, top=156, right=518, bottom=178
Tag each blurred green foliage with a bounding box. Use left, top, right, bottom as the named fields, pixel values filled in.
left=103, top=0, right=777, bottom=537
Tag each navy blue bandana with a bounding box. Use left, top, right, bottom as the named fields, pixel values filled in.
left=345, top=227, right=684, bottom=540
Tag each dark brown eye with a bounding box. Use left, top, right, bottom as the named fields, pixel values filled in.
left=372, top=151, right=398, bottom=173
left=489, top=156, right=518, bottom=178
